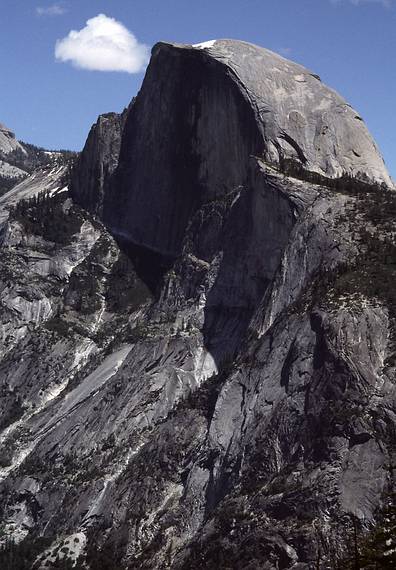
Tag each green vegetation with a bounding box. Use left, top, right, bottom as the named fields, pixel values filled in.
left=0, top=532, right=125, bottom=569
left=0, top=173, right=27, bottom=197
left=0, top=535, right=53, bottom=570
left=1, top=144, right=76, bottom=176
left=11, top=190, right=84, bottom=245
left=128, top=323, right=150, bottom=343
left=83, top=539, right=125, bottom=570
left=280, top=162, right=396, bottom=364
left=332, top=189, right=396, bottom=364
left=105, top=252, right=152, bottom=313
left=0, top=389, right=24, bottom=434
left=337, top=490, right=396, bottom=569
left=278, top=156, right=389, bottom=195
left=44, top=318, right=74, bottom=338
left=171, top=358, right=233, bottom=424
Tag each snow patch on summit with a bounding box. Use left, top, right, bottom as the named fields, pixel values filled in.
left=193, top=40, right=217, bottom=49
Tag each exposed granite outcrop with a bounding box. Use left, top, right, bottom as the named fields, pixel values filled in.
left=0, top=123, right=26, bottom=156
left=0, top=40, right=395, bottom=570
left=103, top=40, right=391, bottom=257
left=0, top=123, right=29, bottom=195
left=70, top=109, right=129, bottom=216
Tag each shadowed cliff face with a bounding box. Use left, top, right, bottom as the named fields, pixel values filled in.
left=195, top=164, right=299, bottom=363
left=0, top=40, right=395, bottom=570
left=99, top=40, right=393, bottom=364
left=104, top=41, right=391, bottom=259
left=70, top=111, right=127, bottom=217
left=101, top=44, right=273, bottom=361
left=104, top=43, right=264, bottom=257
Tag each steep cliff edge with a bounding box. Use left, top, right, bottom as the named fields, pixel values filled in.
left=0, top=40, right=395, bottom=570
left=103, top=40, right=391, bottom=255
left=70, top=109, right=129, bottom=216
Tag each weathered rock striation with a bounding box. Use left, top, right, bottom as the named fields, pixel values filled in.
left=0, top=40, right=395, bottom=569
left=104, top=40, right=391, bottom=255
left=0, top=123, right=27, bottom=157
left=70, top=109, right=129, bottom=216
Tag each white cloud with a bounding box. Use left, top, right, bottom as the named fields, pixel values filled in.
left=36, top=3, right=67, bottom=16
left=55, top=14, right=150, bottom=73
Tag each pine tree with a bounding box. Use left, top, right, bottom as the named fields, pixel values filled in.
left=360, top=491, right=396, bottom=569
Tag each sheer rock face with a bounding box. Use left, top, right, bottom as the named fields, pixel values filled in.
left=70, top=110, right=128, bottom=216
left=187, top=40, right=391, bottom=183
left=0, top=164, right=68, bottom=225
left=105, top=45, right=263, bottom=256
left=103, top=40, right=392, bottom=257
left=0, top=40, right=395, bottom=570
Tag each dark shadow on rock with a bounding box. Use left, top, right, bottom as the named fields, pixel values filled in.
left=201, top=173, right=296, bottom=368
left=115, top=236, right=175, bottom=296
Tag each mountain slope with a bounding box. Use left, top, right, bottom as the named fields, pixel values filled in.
left=0, top=122, right=75, bottom=197
left=0, top=40, right=395, bottom=570
left=0, top=123, right=29, bottom=194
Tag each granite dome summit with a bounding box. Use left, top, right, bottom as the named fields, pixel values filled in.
left=99, top=39, right=392, bottom=256
left=164, top=39, right=390, bottom=182
left=0, top=39, right=395, bottom=569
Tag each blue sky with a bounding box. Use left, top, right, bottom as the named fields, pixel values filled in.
left=0, top=0, right=395, bottom=177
